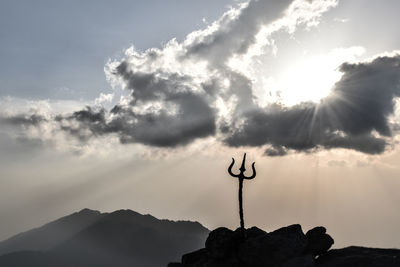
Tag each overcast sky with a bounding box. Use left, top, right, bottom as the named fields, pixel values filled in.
left=1, top=0, right=400, bottom=249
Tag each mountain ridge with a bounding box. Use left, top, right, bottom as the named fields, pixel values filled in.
left=0, top=208, right=209, bottom=267
left=0, top=208, right=104, bottom=255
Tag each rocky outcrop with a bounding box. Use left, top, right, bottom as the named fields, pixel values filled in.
left=169, top=224, right=400, bottom=267
left=168, top=224, right=333, bottom=267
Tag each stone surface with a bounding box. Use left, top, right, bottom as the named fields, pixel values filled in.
left=169, top=225, right=400, bottom=267
left=282, top=254, right=315, bottom=267
left=238, top=224, right=307, bottom=267
left=305, top=226, right=334, bottom=256
left=316, top=246, right=400, bottom=267
left=204, top=227, right=238, bottom=259
left=241, top=226, right=268, bottom=239
left=181, top=248, right=208, bottom=267
left=174, top=225, right=310, bottom=267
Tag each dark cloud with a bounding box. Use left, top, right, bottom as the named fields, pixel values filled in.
left=185, top=0, right=292, bottom=65
left=110, top=62, right=216, bottom=146
left=224, top=54, right=400, bottom=155
left=265, top=145, right=287, bottom=156
left=55, top=107, right=107, bottom=142
left=58, top=66, right=217, bottom=147
left=0, top=114, right=46, bottom=126
left=108, top=95, right=216, bottom=147
left=328, top=56, right=400, bottom=136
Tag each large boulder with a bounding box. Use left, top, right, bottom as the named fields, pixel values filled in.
left=238, top=224, right=307, bottom=267
left=204, top=227, right=239, bottom=259
left=304, top=226, right=334, bottom=256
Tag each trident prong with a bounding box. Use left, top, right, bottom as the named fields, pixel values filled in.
left=228, top=153, right=256, bottom=180
left=227, top=153, right=256, bottom=235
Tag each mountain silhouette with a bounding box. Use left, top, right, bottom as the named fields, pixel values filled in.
left=0, top=208, right=103, bottom=255
left=0, top=209, right=209, bottom=267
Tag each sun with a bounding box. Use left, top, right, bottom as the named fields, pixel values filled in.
left=277, top=55, right=343, bottom=106
left=261, top=47, right=365, bottom=107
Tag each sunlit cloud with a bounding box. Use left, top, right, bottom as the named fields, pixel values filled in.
left=3, top=0, right=400, bottom=158
left=264, top=46, right=366, bottom=106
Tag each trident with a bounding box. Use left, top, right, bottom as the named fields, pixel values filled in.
left=228, top=153, right=256, bottom=233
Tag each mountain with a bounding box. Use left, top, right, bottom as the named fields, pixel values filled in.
left=0, top=209, right=209, bottom=267
left=0, top=208, right=103, bottom=255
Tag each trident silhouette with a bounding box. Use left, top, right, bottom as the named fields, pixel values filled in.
left=228, top=153, right=256, bottom=233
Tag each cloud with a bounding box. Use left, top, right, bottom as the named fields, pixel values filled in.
left=94, top=93, right=114, bottom=106
left=86, top=0, right=338, bottom=149
left=0, top=114, right=46, bottom=127
left=265, top=145, right=288, bottom=157
left=224, top=53, right=400, bottom=155
left=9, top=0, right=400, bottom=157
left=183, top=0, right=293, bottom=65
left=57, top=69, right=217, bottom=146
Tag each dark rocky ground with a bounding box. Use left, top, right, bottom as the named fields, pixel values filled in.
left=168, top=224, right=400, bottom=267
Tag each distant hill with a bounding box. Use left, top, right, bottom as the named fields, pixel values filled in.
left=0, top=209, right=209, bottom=267
left=0, top=208, right=103, bottom=255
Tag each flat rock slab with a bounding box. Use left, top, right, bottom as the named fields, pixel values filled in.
left=316, top=246, right=400, bottom=267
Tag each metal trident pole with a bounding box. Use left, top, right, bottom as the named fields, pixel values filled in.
left=228, top=153, right=256, bottom=233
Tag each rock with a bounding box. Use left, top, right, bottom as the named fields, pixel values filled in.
left=268, top=224, right=307, bottom=258
left=201, top=257, right=242, bottom=267
left=181, top=248, right=208, bottom=267
left=242, top=226, right=268, bottom=239
left=168, top=263, right=183, bottom=267
left=205, top=227, right=240, bottom=259
left=271, top=224, right=306, bottom=242
left=316, top=246, right=400, bottom=267
left=238, top=224, right=307, bottom=267
left=282, top=254, right=316, bottom=267
left=170, top=224, right=400, bottom=267
left=305, top=226, right=334, bottom=256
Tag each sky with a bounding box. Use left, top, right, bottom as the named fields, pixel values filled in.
left=1, top=0, right=400, bottom=249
